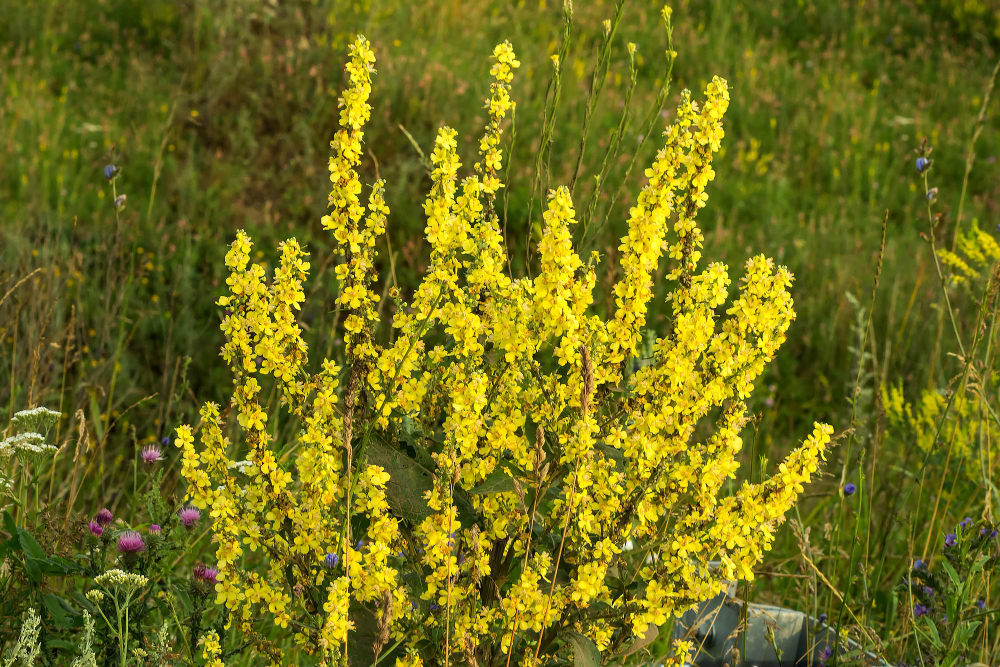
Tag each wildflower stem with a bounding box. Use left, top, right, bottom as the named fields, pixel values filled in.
left=531, top=462, right=580, bottom=665
left=568, top=0, right=626, bottom=195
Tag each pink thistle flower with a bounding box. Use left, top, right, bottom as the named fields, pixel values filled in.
left=88, top=521, right=104, bottom=537
left=193, top=563, right=219, bottom=585
left=178, top=507, right=201, bottom=528
left=148, top=524, right=162, bottom=535
left=140, top=444, right=164, bottom=465
left=117, top=531, right=146, bottom=553
left=95, top=508, right=113, bottom=526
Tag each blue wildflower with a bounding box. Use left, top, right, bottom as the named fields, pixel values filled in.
left=914, top=559, right=926, bottom=570
left=977, top=599, right=987, bottom=610
left=843, top=483, right=857, bottom=496
left=324, top=552, right=339, bottom=569
left=944, top=533, right=957, bottom=548
left=104, top=164, right=117, bottom=180
left=916, top=157, right=929, bottom=173
left=914, top=603, right=929, bottom=618
left=960, top=517, right=973, bottom=531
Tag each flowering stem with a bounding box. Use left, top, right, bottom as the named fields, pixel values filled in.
left=530, top=462, right=580, bottom=666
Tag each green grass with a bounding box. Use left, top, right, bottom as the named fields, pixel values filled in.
left=2, top=0, right=1000, bottom=662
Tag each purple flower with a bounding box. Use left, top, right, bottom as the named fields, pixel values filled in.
left=95, top=508, right=113, bottom=526
left=141, top=444, right=164, bottom=465
left=178, top=507, right=201, bottom=528
left=914, top=603, right=929, bottom=618
left=355, top=539, right=365, bottom=550
left=161, top=436, right=170, bottom=447
left=921, top=586, right=934, bottom=597
left=324, top=552, right=340, bottom=569
left=991, top=530, right=998, bottom=539
left=843, top=483, right=857, bottom=497
left=914, top=559, right=926, bottom=570
left=944, top=532, right=957, bottom=548
left=916, top=157, right=929, bottom=173
left=149, top=524, right=162, bottom=535
left=818, top=613, right=828, bottom=624
left=104, top=164, right=117, bottom=180
left=88, top=521, right=104, bottom=537
left=977, top=599, right=987, bottom=610
left=117, top=531, right=146, bottom=553
left=960, top=517, right=973, bottom=531
left=194, top=563, right=219, bottom=584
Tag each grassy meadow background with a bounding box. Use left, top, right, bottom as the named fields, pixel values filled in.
left=2, top=0, right=1000, bottom=661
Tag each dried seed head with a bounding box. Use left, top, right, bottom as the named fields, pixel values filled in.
left=469, top=525, right=482, bottom=586
left=534, top=425, right=546, bottom=473
left=464, top=636, right=480, bottom=667
left=580, top=345, right=595, bottom=416
left=373, top=590, right=394, bottom=662
left=512, top=478, right=527, bottom=515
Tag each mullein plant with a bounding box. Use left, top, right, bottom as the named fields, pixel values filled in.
left=175, top=17, right=832, bottom=666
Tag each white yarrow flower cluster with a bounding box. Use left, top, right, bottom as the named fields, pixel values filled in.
left=11, top=406, right=62, bottom=428
left=94, top=568, right=149, bottom=591
left=1, top=432, right=58, bottom=465
left=2, top=406, right=61, bottom=468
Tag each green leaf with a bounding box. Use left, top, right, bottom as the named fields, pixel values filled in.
left=595, top=443, right=624, bottom=469
left=18, top=529, right=46, bottom=560
left=953, top=620, right=982, bottom=645
left=470, top=469, right=516, bottom=494
left=41, top=556, right=75, bottom=575
left=42, top=594, right=76, bottom=629
left=563, top=630, right=602, bottom=667
left=2, top=510, right=16, bottom=536
left=941, top=560, right=961, bottom=589
left=366, top=439, right=434, bottom=524
left=612, top=623, right=658, bottom=660
left=23, top=557, right=42, bottom=584
left=346, top=602, right=380, bottom=666
left=919, top=617, right=944, bottom=650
